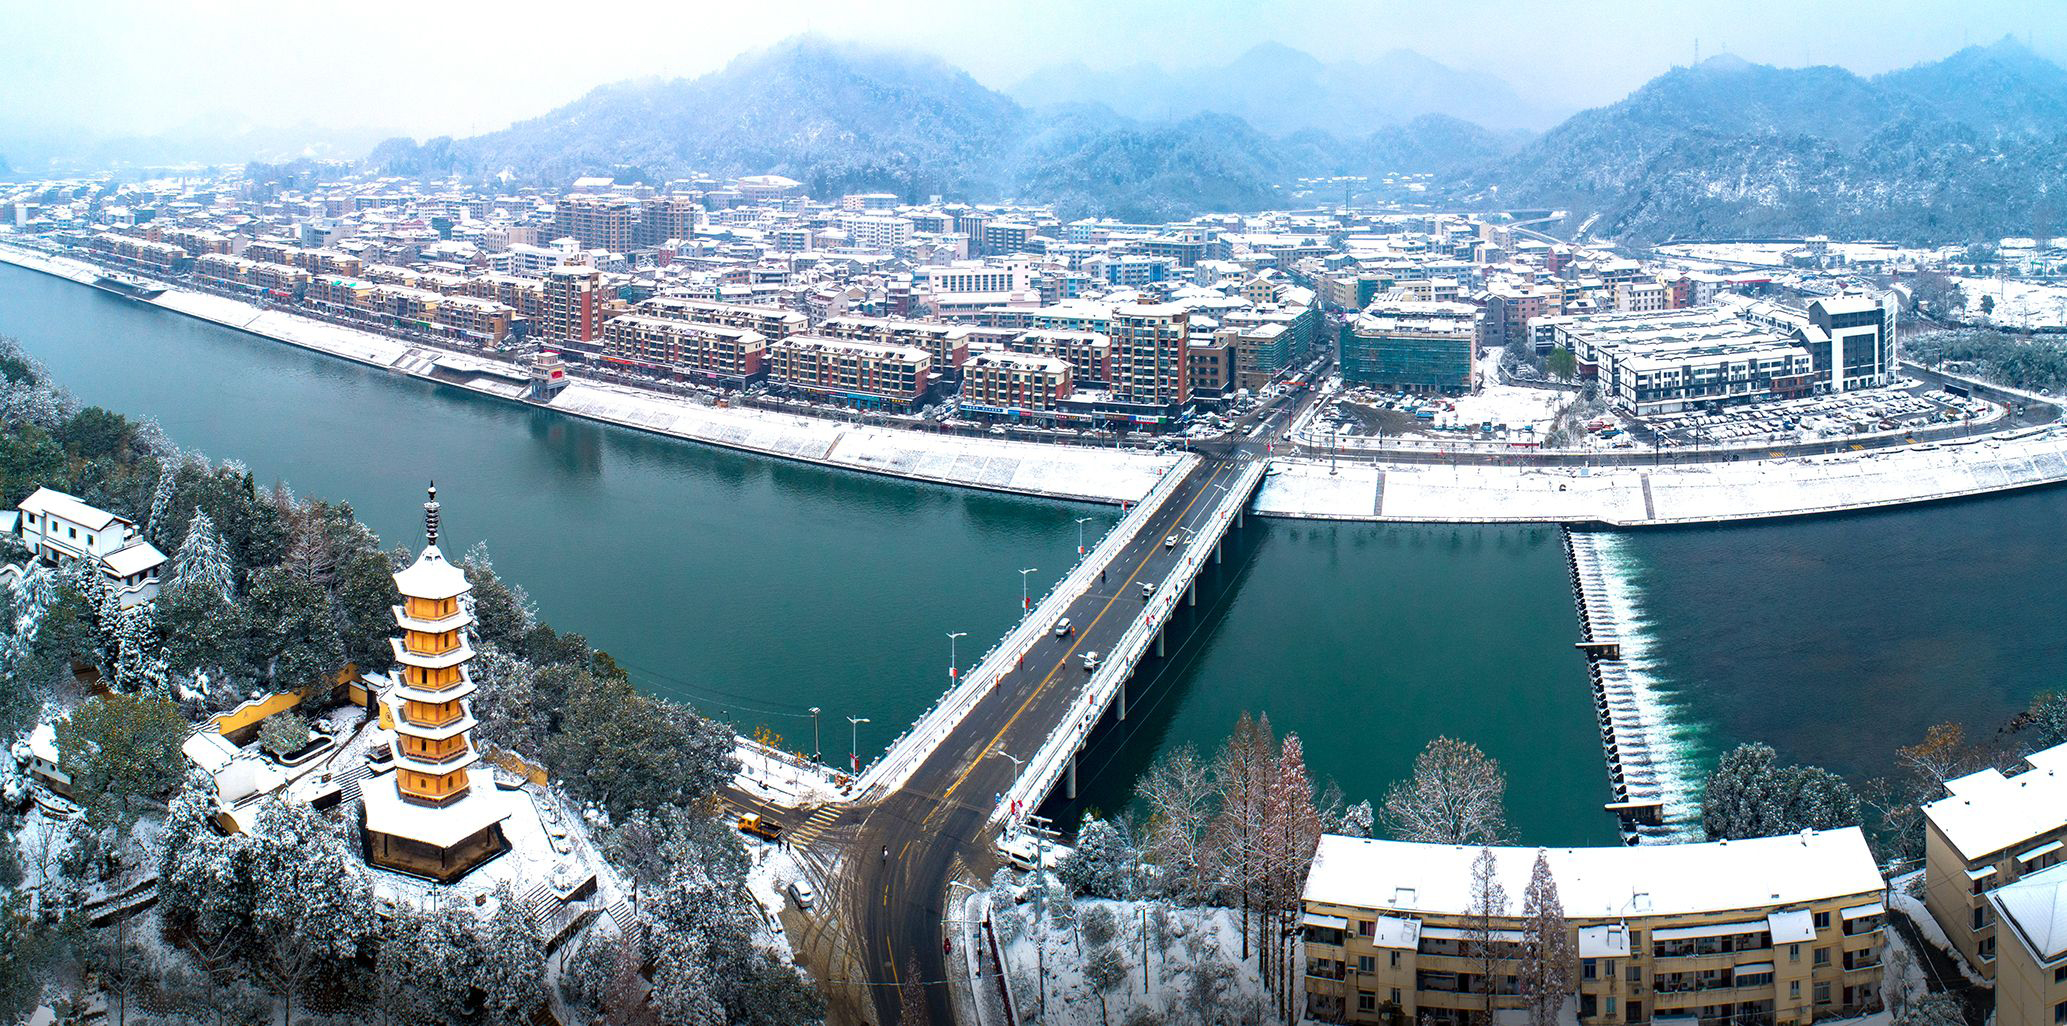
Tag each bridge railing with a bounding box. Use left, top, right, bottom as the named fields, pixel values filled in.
left=853, top=454, right=1204, bottom=798
left=996, top=460, right=1268, bottom=831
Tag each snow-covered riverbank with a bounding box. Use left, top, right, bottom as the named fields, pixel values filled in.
left=11, top=243, right=2067, bottom=525
left=1254, top=429, right=2067, bottom=526
left=0, top=245, right=1180, bottom=505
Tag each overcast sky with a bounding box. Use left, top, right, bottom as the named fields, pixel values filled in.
left=2, top=0, right=2062, bottom=141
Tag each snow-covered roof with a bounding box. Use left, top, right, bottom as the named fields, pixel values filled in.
left=181, top=730, right=238, bottom=774
left=1990, top=861, right=2067, bottom=966
left=17, top=487, right=123, bottom=530
left=27, top=722, right=59, bottom=763
left=361, top=765, right=513, bottom=848
left=1302, top=830, right=1883, bottom=921
left=216, top=757, right=284, bottom=805
left=100, top=541, right=166, bottom=577
left=1924, top=742, right=2067, bottom=861
left=392, top=544, right=470, bottom=601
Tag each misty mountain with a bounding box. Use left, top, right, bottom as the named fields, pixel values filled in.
left=371, top=37, right=1522, bottom=221
left=1010, top=43, right=1564, bottom=135
left=1476, top=39, right=2067, bottom=243
left=3, top=117, right=392, bottom=174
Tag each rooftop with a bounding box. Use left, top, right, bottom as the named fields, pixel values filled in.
left=1991, top=860, right=2067, bottom=966
left=1924, top=742, right=2067, bottom=861
left=392, top=545, right=470, bottom=601
left=1303, top=830, right=1883, bottom=920
left=17, top=486, right=124, bottom=531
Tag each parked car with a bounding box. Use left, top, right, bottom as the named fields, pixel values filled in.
left=787, top=878, right=816, bottom=910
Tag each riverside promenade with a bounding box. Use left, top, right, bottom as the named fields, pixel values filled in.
left=10, top=241, right=2067, bottom=526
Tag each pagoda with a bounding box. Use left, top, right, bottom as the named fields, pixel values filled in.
left=362, top=484, right=511, bottom=882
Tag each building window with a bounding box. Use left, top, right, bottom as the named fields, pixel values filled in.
left=1814, top=983, right=1831, bottom=1005
left=1790, top=943, right=1801, bottom=963
left=2055, top=1000, right=2067, bottom=1025
left=1790, top=981, right=1800, bottom=1000
left=1358, top=993, right=1376, bottom=1013
left=1814, top=948, right=1830, bottom=967
left=1359, top=955, right=1375, bottom=974
left=1813, top=911, right=1831, bottom=930
left=1391, top=988, right=1401, bottom=1006
left=1582, top=959, right=1597, bottom=981
left=1975, top=907, right=1992, bottom=930
left=1390, top=951, right=1400, bottom=969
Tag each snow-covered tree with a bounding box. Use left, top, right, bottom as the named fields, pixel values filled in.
left=1895, top=992, right=1965, bottom=1026
left=144, top=462, right=175, bottom=547
left=169, top=508, right=236, bottom=603
left=1260, top=733, right=1323, bottom=1021
left=1136, top=742, right=1216, bottom=902
left=1517, top=850, right=1575, bottom=1026
left=257, top=711, right=311, bottom=758
left=1382, top=737, right=1508, bottom=845
left=1702, top=743, right=1859, bottom=840
left=1060, top=815, right=1142, bottom=900
left=474, top=889, right=549, bottom=1025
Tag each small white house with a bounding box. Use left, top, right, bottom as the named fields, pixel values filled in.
left=14, top=487, right=166, bottom=607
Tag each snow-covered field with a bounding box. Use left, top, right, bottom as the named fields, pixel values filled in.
left=1953, top=275, right=2067, bottom=330
left=959, top=888, right=1273, bottom=1026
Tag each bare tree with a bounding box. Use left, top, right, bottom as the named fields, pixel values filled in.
left=1382, top=738, right=1508, bottom=845
left=1262, top=734, right=1324, bottom=1024
left=1466, top=847, right=1510, bottom=1026
left=1517, top=850, right=1574, bottom=1026
left=1207, top=712, right=1275, bottom=961
left=1136, top=743, right=1217, bottom=902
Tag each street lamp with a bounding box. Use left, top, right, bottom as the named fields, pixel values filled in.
left=1019, top=567, right=1039, bottom=613
left=1074, top=516, right=1092, bottom=555
left=947, top=631, right=967, bottom=681
left=847, top=716, right=870, bottom=775
left=809, top=707, right=821, bottom=761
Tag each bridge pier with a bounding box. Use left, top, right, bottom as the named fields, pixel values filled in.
left=1215, top=540, right=1222, bottom=565
left=1118, top=679, right=1128, bottom=720
left=1187, top=581, right=1196, bottom=607
left=1066, top=755, right=1078, bottom=800
left=1156, top=627, right=1165, bottom=658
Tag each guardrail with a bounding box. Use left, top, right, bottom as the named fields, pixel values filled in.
left=995, top=460, right=1268, bottom=831
left=852, top=454, right=1204, bottom=798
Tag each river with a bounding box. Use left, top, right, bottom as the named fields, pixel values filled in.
left=27, top=260, right=2058, bottom=848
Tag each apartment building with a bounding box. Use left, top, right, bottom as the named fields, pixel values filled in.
left=88, top=232, right=187, bottom=273
left=1922, top=742, right=2067, bottom=983
left=1302, top=831, right=1886, bottom=1026
left=960, top=351, right=1073, bottom=413
left=1988, top=862, right=2067, bottom=1026
left=600, top=314, right=767, bottom=386
left=542, top=266, right=604, bottom=344
left=1340, top=299, right=1478, bottom=392
left=12, top=487, right=166, bottom=607
left=1230, top=322, right=1291, bottom=390
left=435, top=296, right=515, bottom=345
left=1187, top=336, right=1234, bottom=398
left=769, top=335, right=931, bottom=410
left=1109, top=303, right=1190, bottom=409
left=1010, top=328, right=1112, bottom=387
left=554, top=194, right=636, bottom=252
left=820, top=315, right=970, bottom=373
left=640, top=296, right=808, bottom=340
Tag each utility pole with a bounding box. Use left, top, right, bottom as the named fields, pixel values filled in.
left=947, top=631, right=967, bottom=681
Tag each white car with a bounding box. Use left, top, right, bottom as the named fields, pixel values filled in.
left=787, top=879, right=816, bottom=910
left=1053, top=617, right=1072, bottom=637
left=1082, top=651, right=1101, bottom=670
left=1164, top=534, right=1178, bottom=548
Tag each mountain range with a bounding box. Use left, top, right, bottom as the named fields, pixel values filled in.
left=367, top=34, right=2067, bottom=242
left=1009, top=43, right=1564, bottom=135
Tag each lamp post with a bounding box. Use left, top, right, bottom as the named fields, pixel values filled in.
left=847, top=716, right=870, bottom=775
left=947, top=631, right=967, bottom=681
left=809, top=707, right=821, bottom=761
left=1074, top=516, right=1092, bottom=554
left=1019, top=567, right=1039, bottom=613
left=995, top=749, right=1025, bottom=816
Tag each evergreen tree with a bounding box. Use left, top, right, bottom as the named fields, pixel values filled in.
left=1059, top=814, right=1142, bottom=899
left=1702, top=743, right=1861, bottom=840
left=53, top=692, right=187, bottom=831
left=170, top=508, right=237, bottom=603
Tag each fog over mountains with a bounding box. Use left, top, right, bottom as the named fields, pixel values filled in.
left=365, top=35, right=2067, bottom=242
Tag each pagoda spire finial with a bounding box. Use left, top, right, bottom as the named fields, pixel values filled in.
left=425, top=482, right=440, bottom=547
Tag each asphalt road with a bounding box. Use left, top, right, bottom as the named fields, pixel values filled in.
left=809, top=456, right=1242, bottom=1025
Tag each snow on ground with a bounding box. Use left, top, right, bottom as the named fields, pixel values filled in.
left=962, top=886, right=1273, bottom=1026
left=1255, top=425, right=2067, bottom=524
left=1445, top=384, right=1570, bottom=434
left=732, top=737, right=849, bottom=807
left=744, top=840, right=805, bottom=963
left=1953, top=275, right=2067, bottom=331
left=1888, top=870, right=1992, bottom=989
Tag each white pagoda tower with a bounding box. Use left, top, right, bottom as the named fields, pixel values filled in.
left=362, top=484, right=511, bottom=882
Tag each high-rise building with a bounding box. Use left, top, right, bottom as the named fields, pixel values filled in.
left=543, top=266, right=603, bottom=344
left=553, top=194, right=635, bottom=252
left=1340, top=299, right=1478, bottom=392
left=362, top=486, right=511, bottom=883
left=1109, top=303, right=1190, bottom=409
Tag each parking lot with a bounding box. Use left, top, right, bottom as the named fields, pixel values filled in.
left=1643, top=380, right=2000, bottom=448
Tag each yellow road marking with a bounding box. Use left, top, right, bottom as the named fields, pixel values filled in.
left=928, top=463, right=1233, bottom=817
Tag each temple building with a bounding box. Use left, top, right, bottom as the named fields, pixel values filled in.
left=361, top=485, right=512, bottom=882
